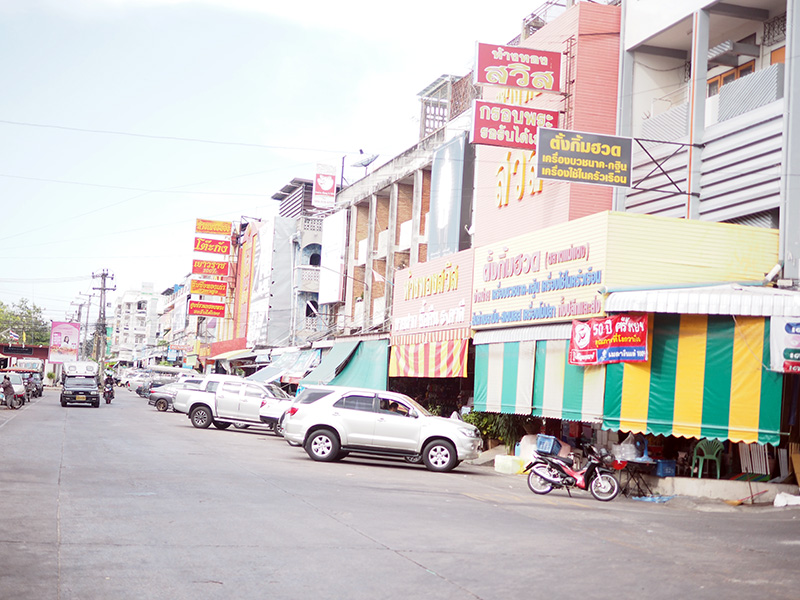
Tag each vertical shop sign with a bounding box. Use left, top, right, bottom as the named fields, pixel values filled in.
left=312, top=164, right=337, bottom=209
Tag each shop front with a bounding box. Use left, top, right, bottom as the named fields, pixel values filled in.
left=470, top=211, right=785, bottom=478
left=388, top=250, right=474, bottom=413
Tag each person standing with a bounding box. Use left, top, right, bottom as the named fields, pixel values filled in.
left=2, top=376, right=16, bottom=409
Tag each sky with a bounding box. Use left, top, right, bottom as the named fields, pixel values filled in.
left=0, top=0, right=544, bottom=331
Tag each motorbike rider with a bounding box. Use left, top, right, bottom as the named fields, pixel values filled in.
left=104, top=373, right=115, bottom=399
left=2, top=375, right=15, bottom=408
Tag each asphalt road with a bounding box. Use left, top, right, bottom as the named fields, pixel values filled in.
left=1, top=388, right=799, bottom=600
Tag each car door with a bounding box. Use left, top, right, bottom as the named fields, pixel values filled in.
left=372, top=395, right=422, bottom=451
left=238, top=383, right=267, bottom=422
left=215, top=382, right=242, bottom=418
left=331, top=393, right=377, bottom=447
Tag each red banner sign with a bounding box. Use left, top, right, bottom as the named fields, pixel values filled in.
left=190, top=279, right=228, bottom=297
left=569, top=314, right=648, bottom=366
left=192, top=259, right=229, bottom=276
left=188, top=300, right=226, bottom=318
left=194, top=237, right=231, bottom=255
left=475, top=43, right=562, bottom=92
left=472, top=100, right=559, bottom=150
left=195, top=219, right=232, bottom=235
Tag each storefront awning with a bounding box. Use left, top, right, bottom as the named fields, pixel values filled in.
left=328, top=339, right=389, bottom=390
left=605, top=283, right=800, bottom=317
left=299, top=341, right=360, bottom=386
left=474, top=340, right=604, bottom=422
left=280, top=350, right=320, bottom=384
left=603, top=313, right=782, bottom=445
left=389, top=339, right=468, bottom=378
left=207, top=348, right=253, bottom=361
left=247, top=351, right=302, bottom=383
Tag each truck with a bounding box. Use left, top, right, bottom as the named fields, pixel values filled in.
left=60, top=361, right=101, bottom=408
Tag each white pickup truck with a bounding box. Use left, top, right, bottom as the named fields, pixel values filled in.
left=173, top=375, right=293, bottom=432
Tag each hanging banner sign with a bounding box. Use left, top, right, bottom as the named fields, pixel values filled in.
left=769, top=316, right=800, bottom=372
left=474, top=43, right=562, bottom=92
left=191, top=259, right=229, bottom=276
left=196, top=219, right=232, bottom=236
left=471, top=100, right=559, bottom=151
left=569, top=314, right=648, bottom=365
left=537, top=128, right=633, bottom=188
left=312, top=164, right=337, bottom=209
left=190, top=279, right=228, bottom=297
left=194, top=237, right=231, bottom=255
left=188, top=300, right=226, bottom=318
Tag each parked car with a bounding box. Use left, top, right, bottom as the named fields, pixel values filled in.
left=1, top=368, right=41, bottom=398
left=183, top=378, right=293, bottom=431
left=147, top=381, right=188, bottom=412
left=61, top=375, right=101, bottom=408
left=282, top=386, right=483, bottom=472
left=171, top=374, right=242, bottom=414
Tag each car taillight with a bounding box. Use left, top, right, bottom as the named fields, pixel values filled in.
left=288, top=406, right=299, bottom=416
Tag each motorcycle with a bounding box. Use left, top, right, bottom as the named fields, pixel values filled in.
left=103, top=383, right=114, bottom=404
left=523, top=443, right=621, bottom=502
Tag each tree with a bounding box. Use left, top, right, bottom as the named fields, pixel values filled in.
left=0, top=299, right=50, bottom=345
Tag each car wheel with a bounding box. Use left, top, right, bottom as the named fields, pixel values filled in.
left=155, top=398, right=168, bottom=412
left=422, top=439, right=458, bottom=472
left=305, top=429, right=340, bottom=462
left=213, top=421, right=232, bottom=430
left=233, top=423, right=250, bottom=429
left=190, top=406, right=213, bottom=429
left=61, top=400, right=67, bottom=407
left=404, top=455, right=423, bottom=464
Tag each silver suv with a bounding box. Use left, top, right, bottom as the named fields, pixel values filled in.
left=282, top=386, right=482, bottom=472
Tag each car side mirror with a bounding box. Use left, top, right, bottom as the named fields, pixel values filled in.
left=408, top=410, right=419, bottom=418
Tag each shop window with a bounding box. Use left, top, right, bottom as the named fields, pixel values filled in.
left=707, top=60, right=756, bottom=97
left=771, top=46, right=785, bottom=64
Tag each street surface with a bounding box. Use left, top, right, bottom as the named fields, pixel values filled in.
left=1, top=388, right=799, bottom=600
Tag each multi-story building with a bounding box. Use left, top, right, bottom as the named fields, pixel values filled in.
left=110, top=283, right=159, bottom=365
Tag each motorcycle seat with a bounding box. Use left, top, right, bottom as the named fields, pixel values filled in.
left=551, top=456, right=574, bottom=467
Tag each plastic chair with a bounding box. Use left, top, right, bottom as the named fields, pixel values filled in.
left=692, top=439, right=724, bottom=479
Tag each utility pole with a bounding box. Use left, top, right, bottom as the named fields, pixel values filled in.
left=92, top=270, right=115, bottom=364
left=78, top=293, right=93, bottom=361
left=69, top=300, right=86, bottom=359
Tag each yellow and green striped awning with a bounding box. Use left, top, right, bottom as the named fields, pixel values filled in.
left=603, top=314, right=782, bottom=445
left=474, top=340, right=605, bottom=421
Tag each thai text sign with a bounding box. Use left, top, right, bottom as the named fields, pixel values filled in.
left=569, top=314, right=648, bottom=365
left=194, top=237, right=231, bottom=255
left=192, top=259, right=229, bottom=276
left=392, top=250, right=474, bottom=339
left=196, top=219, right=232, bottom=235
left=537, top=128, right=632, bottom=188
left=475, top=43, right=561, bottom=92
left=312, top=164, right=337, bottom=209
left=769, top=316, right=800, bottom=372
left=471, top=100, right=559, bottom=151
left=188, top=300, right=226, bottom=318
left=190, top=279, right=228, bottom=297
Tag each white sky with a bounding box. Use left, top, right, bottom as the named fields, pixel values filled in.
left=0, top=0, right=538, bottom=328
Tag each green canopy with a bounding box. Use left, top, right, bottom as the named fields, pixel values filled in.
left=329, top=340, right=389, bottom=390
left=299, top=341, right=360, bottom=386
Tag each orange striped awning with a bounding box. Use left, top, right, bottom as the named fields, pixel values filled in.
left=389, top=339, right=469, bottom=378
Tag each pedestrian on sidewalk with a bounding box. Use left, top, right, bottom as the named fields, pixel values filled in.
left=2, top=376, right=14, bottom=408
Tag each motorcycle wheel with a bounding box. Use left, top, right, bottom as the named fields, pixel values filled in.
left=589, top=472, right=620, bottom=502
left=527, top=464, right=554, bottom=495
left=8, top=396, right=22, bottom=410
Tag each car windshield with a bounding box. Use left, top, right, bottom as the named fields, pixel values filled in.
left=64, top=376, right=98, bottom=390
left=6, top=373, right=23, bottom=384
left=395, top=394, right=431, bottom=417
left=263, top=382, right=291, bottom=399
left=295, top=387, right=336, bottom=404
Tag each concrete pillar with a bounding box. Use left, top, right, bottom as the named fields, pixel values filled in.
left=780, top=1, right=800, bottom=281
left=410, top=169, right=423, bottom=266
left=686, top=9, right=710, bottom=220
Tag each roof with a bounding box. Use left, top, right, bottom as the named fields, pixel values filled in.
left=604, top=283, right=800, bottom=317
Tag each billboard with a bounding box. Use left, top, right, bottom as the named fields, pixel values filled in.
left=569, top=314, right=648, bottom=365
left=471, top=100, right=559, bottom=151
left=475, top=43, right=562, bottom=92
left=312, top=164, right=337, bottom=209
left=195, top=219, right=232, bottom=235
left=188, top=301, right=226, bottom=318
left=536, top=128, right=633, bottom=188
left=318, top=210, right=347, bottom=305
left=189, top=279, right=228, bottom=297
left=193, top=237, right=231, bottom=255
left=49, top=321, right=80, bottom=363
left=191, top=259, right=229, bottom=276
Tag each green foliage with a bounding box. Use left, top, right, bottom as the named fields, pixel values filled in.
left=464, top=411, right=539, bottom=454
left=46, top=372, right=56, bottom=382
left=0, top=298, right=51, bottom=345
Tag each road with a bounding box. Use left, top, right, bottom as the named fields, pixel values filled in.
left=1, top=388, right=799, bottom=600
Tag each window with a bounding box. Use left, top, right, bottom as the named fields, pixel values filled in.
left=334, top=394, right=375, bottom=412
left=707, top=60, right=756, bottom=97
left=378, top=397, right=411, bottom=417
left=309, top=253, right=321, bottom=266
left=244, top=385, right=264, bottom=398
left=222, top=382, right=242, bottom=394
left=206, top=381, right=220, bottom=393
left=771, top=46, right=785, bottom=65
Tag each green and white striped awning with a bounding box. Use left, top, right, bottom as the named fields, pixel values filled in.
left=474, top=340, right=605, bottom=422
